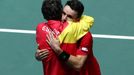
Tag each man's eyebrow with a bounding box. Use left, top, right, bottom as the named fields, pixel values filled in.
left=62, top=11, right=73, bottom=19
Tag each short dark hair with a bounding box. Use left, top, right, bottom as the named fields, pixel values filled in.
left=65, top=0, right=84, bottom=18
left=41, top=0, right=63, bottom=20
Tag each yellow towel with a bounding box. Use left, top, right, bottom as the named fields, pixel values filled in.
left=58, top=15, right=94, bottom=43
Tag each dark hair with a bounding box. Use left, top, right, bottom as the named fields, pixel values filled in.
left=41, top=0, right=63, bottom=20
left=65, top=0, right=84, bottom=18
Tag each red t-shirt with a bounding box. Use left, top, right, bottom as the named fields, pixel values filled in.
left=61, top=32, right=101, bottom=75
left=77, top=32, right=101, bottom=75
left=36, top=20, right=69, bottom=75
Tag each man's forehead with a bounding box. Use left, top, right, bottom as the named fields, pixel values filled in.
left=63, top=5, right=77, bottom=16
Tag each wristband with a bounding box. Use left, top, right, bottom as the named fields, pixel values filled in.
left=59, top=51, right=70, bottom=61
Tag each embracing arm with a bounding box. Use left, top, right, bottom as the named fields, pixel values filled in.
left=46, top=32, right=92, bottom=70
left=51, top=46, right=87, bottom=70
left=67, top=54, right=87, bottom=70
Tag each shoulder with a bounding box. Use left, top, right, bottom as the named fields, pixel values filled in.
left=78, top=15, right=94, bottom=32
left=36, top=22, right=46, bottom=29
left=36, top=22, right=49, bottom=32
left=82, top=32, right=93, bottom=41
left=81, top=15, right=94, bottom=22
left=84, top=32, right=92, bottom=37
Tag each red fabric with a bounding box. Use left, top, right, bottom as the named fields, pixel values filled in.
left=36, top=21, right=69, bottom=75
left=60, top=32, right=101, bottom=75
left=77, top=32, right=101, bottom=75
left=36, top=21, right=101, bottom=75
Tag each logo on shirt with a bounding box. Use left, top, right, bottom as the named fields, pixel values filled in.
left=42, top=26, right=50, bottom=32
left=81, top=47, right=88, bottom=52
left=53, top=29, right=60, bottom=35
left=42, top=26, right=59, bottom=36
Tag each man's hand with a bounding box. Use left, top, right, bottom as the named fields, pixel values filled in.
left=35, top=49, right=49, bottom=61
left=46, top=32, right=62, bottom=55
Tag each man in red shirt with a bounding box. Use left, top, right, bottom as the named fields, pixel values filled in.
left=36, top=0, right=67, bottom=75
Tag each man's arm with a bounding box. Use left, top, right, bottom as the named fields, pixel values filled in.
left=49, top=45, right=87, bottom=70
left=46, top=32, right=92, bottom=70
left=67, top=54, right=87, bottom=70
